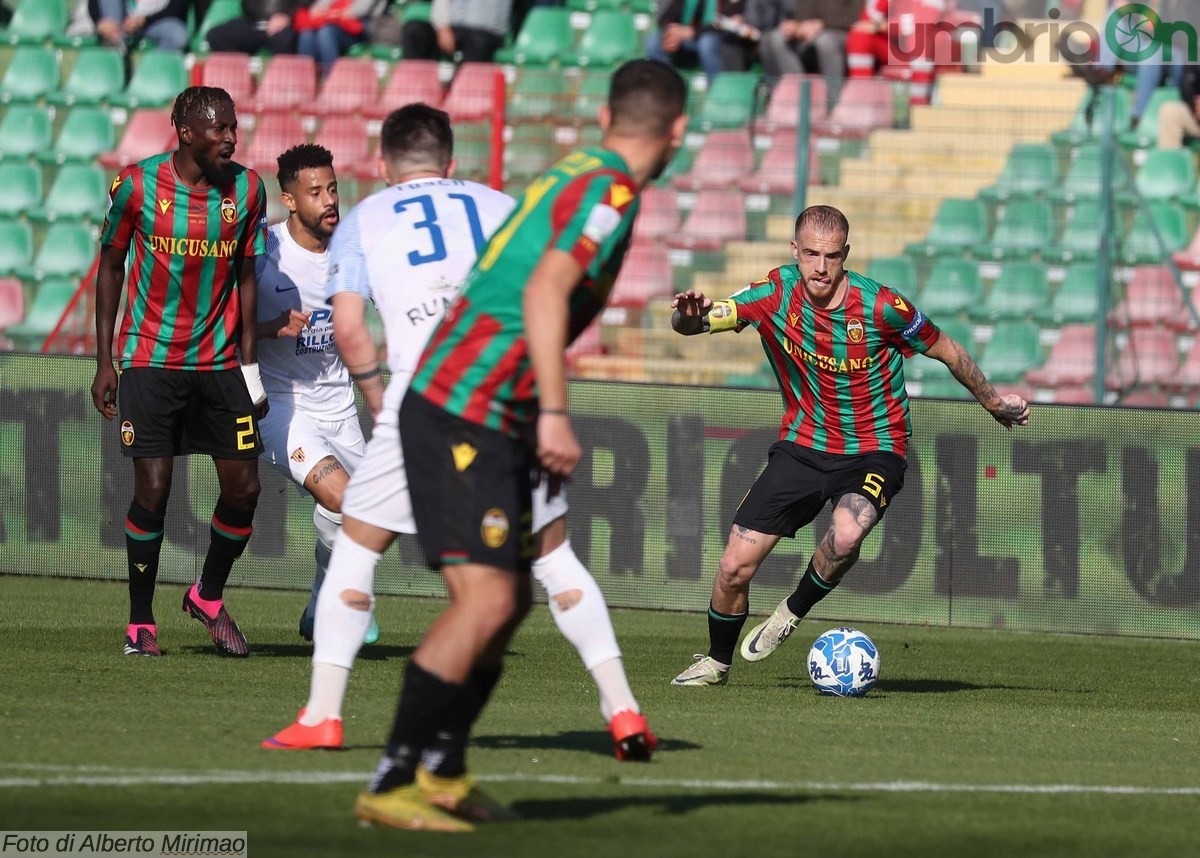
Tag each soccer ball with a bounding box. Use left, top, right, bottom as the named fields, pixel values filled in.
left=807, top=627, right=880, bottom=697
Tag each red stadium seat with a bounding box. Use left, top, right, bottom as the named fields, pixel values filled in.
left=442, top=63, right=501, bottom=121
left=610, top=240, right=672, bottom=307
left=812, top=79, right=894, bottom=139
left=367, top=60, right=444, bottom=119
left=312, top=58, right=378, bottom=116
left=738, top=131, right=821, bottom=194
left=1107, top=329, right=1178, bottom=389
left=664, top=190, right=746, bottom=252
left=753, top=74, right=827, bottom=135
left=633, top=186, right=680, bottom=242
left=1172, top=339, right=1200, bottom=392
left=671, top=131, right=754, bottom=192
left=1026, top=324, right=1096, bottom=387
left=98, top=109, right=174, bottom=170
left=1118, top=389, right=1171, bottom=408
left=1172, top=224, right=1200, bottom=271
left=197, top=53, right=254, bottom=106
left=0, top=276, right=24, bottom=330
left=1049, top=385, right=1098, bottom=404
left=254, top=55, right=317, bottom=114
left=242, top=113, right=307, bottom=174
left=566, top=319, right=603, bottom=362
left=1110, top=265, right=1184, bottom=328
left=315, top=116, right=371, bottom=177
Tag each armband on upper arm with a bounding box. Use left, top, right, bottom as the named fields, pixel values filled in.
left=707, top=299, right=739, bottom=333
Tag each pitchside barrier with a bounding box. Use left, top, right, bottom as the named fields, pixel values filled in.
left=2, top=352, right=1198, bottom=640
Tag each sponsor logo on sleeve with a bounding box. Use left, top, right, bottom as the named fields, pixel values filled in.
left=710, top=302, right=733, bottom=320
left=902, top=310, right=926, bottom=338
left=581, top=203, right=623, bottom=245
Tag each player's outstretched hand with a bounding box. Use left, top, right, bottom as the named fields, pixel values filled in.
left=537, top=412, right=581, bottom=477
left=671, top=289, right=712, bottom=318
left=990, top=394, right=1029, bottom=428
left=91, top=362, right=119, bottom=421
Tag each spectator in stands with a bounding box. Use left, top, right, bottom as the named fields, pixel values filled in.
left=1158, top=66, right=1200, bottom=150
left=91, top=0, right=191, bottom=52
left=646, top=0, right=756, bottom=82
left=402, top=0, right=512, bottom=64
left=294, top=0, right=378, bottom=74
left=1094, top=0, right=1189, bottom=129
left=746, top=0, right=865, bottom=102
left=206, top=0, right=304, bottom=55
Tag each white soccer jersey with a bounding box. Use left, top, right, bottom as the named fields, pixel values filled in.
left=325, top=177, right=517, bottom=414
left=257, top=221, right=357, bottom=421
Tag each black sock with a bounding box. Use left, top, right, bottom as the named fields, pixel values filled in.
left=422, top=666, right=502, bottom=778
left=125, top=501, right=165, bottom=625
left=371, top=662, right=466, bottom=793
left=785, top=559, right=838, bottom=619
left=197, top=499, right=255, bottom=602
left=707, top=602, right=748, bottom=665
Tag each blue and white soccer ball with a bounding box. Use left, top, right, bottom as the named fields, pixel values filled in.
left=807, top=627, right=880, bottom=697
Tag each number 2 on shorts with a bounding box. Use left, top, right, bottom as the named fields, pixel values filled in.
left=235, top=415, right=256, bottom=451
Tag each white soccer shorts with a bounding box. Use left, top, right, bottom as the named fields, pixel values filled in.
left=260, top=403, right=366, bottom=492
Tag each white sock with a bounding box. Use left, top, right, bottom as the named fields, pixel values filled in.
left=532, top=539, right=636, bottom=722
left=300, top=663, right=350, bottom=725
left=310, top=506, right=342, bottom=606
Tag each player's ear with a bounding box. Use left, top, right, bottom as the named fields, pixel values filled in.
left=669, top=112, right=688, bottom=148
left=176, top=123, right=191, bottom=146
left=791, top=239, right=799, bottom=260
left=598, top=104, right=612, bottom=133
left=445, top=157, right=458, bottom=179
left=375, top=156, right=387, bottom=182
left=280, top=190, right=296, bottom=215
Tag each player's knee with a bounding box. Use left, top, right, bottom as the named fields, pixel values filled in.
left=717, top=554, right=756, bottom=590
left=829, top=525, right=865, bottom=563
left=339, top=588, right=371, bottom=611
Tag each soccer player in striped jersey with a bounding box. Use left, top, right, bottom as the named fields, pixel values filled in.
left=91, top=86, right=269, bottom=658
left=669, top=205, right=1030, bottom=686
left=354, top=62, right=688, bottom=832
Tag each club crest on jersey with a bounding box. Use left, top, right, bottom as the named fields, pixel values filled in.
left=121, top=420, right=135, bottom=446
left=158, top=199, right=172, bottom=214
left=481, top=508, right=509, bottom=548
left=290, top=447, right=305, bottom=464
left=847, top=318, right=864, bottom=343
left=221, top=198, right=236, bottom=224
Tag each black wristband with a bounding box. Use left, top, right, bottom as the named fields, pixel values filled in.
left=349, top=367, right=382, bottom=382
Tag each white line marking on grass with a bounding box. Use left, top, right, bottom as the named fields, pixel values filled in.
left=1, top=766, right=1198, bottom=796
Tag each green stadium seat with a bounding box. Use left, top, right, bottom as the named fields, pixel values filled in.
left=979, top=320, right=1042, bottom=382
left=453, top=131, right=493, bottom=184
left=693, top=73, right=759, bottom=130
left=566, top=0, right=626, bottom=10
left=1035, top=263, right=1100, bottom=325
left=918, top=258, right=982, bottom=318
left=0, top=105, right=53, bottom=161
left=1048, top=144, right=1106, bottom=204
left=32, top=163, right=109, bottom=223
left=40, top=107, right=116, bottom=164
left=1126, top=148, right=1196, bottom=203
left=495, top=7, right=573, bottom=65
left=1051, top=87, right=1131, bottom=147
left=504, top=125, right=560, bottom=181
left=865, top=256, right=918, bottom=295
left=1119, top=87, right=1180, bottom=149
left=47, top=47, right=126, bottom=106
left=0, top=47, right=60, bottom=103
left=111, top=50, right=188, bottom=109
left=1, top=0, right=69, bottom=45
left=979, top=143, right=1059, bottom=201
left=906, top=198, right=988, bottom=257
left=0, top=219, right=34, bottom=274
left=569, top=71, right=609, bottom=122
left=975, top=199, right=1053, bottom=260
left=17, top=220, right=95, bottom=281
left=5, top=277, right=77, bottom=349
left=1121, top=203, right=1189, bottom=264
left=570, top=10, right=639, bottom=67
left=970, top=260, right=1048, bottom=322
left=507, top=69, right=567, bottom=121
left=401, top=1, right=432, bottom=24
left=0, top=162, right=42, bottom=219
left=1045, top=205, right=1102, bottom=263
left=191, top=0, right=243, bottom=52
left=907, top=317, right=972, bottom=384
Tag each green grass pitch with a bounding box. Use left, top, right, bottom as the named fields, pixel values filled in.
left=2, top=576, right=1198, bottom=858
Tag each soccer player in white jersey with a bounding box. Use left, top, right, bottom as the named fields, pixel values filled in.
left=263, top=105, right=655, bottom=779
left=254, top=144, right=377, bottom=645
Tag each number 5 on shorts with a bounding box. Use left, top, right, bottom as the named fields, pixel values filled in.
left=235, top=415, right=256, bottom=451
left=861, top=472, right=885, bottom=499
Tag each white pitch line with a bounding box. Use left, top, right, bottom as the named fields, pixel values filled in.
left=0, top=766, right=1197, bottom=796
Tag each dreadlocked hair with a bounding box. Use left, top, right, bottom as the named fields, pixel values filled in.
left=171, top=86, right=235, bottom=130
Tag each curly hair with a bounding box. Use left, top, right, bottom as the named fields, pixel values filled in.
left=170, top=86, right=235, bottom=130
left=276, top=143, right=335, bottom=192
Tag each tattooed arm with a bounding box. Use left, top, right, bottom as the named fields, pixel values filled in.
left=924, top=333, right=1030, bottom=428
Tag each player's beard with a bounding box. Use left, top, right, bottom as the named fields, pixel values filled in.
left=196, top=150, right=235, bottom=188
left=300, top=206, right=338, bottom=241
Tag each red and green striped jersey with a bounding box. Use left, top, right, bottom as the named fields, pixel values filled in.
left=100, top=152, right=268, bottom=371
left=411, top=147, right=640, bottom=436
left=710, top=267, right=940, bottom=457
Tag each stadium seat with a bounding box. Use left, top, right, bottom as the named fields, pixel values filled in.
left=693, top=73, right=760, bottom=131
left=0, top=162, right=43, bottom=219
left=98, top=109, right=174, bottom=170
left=32, top=163, right=109, bottom=223
left=1170, top=339, right=1200, bottom=392
left=1, top=0, right=69, bottom=45
left=663, top=190, right=746, bottom=251
left=978, top=143, right=1059, bottom=202
left=737, top=131, right=820, bottom=194
left=1034, top=263, right=1100, bottom=325
left=254, top=55, right=318, bottom=114
left=242, top=113, right=307, bottom=174
left=917, top=258, right=982, bottom=317
left=1026, top=324, right=1097, bottom=387
left=191, top=0, right=243, bottom=52
left=811, top=78, right=893, bottom=139
left=908, top=318, right=973, bottom=386
left=0, top=220, right=34, bottom=274
left=569, top=70, right=609, bottom=123
left=570, top=10, right=639, bottom=67
left=566, top=0, right=625, bottom=10
left=1108, top=328, right=1179, bottom=389
left=969, top=260, right=1047, bottom=322
left=975, top=199, right=1052, bottom=260
left=672, top=131, right=754, bottom=191
left=495, top=7, right=573, bottom=65
left=1119, top=87, right=1180, bottom=150
left=1044, top=204, right=1102, bottom=263
left=312, top=58, right=379, bottom=116
left=0, top=105, right=53, bottom=161
left=503, top=124, right=559, bottom=181
left=368, top=60, right=444, bottom=118
left=0, top=47, right=60, bottom=103
left=1111, top=265, right=1184, bottom=328
left=451, top=131, right=492, bottom=183
left=610, top=240, right=672, bottom=306
left=1126, top=148, right=1196, bottom=203
left=0, top=276, right=24, bottom=331
left=111, top=50, right=187, bottom=109
left=18, top=220, right=95, bottom=281
left=979, top=320, right=1042, bottom=382
left=41, top=107, right=116, bottom=164
left=1047, top=144, right=1108, bottom=205
left=1117, top=388, right=1171, bottom=407
left=1051, top=87, right=1131, bottom=147
left=48, top=47, right=126, bottom=107
left=865, top=255, right=918, bottom=295
left=507, top=70, right=567, bottom=122
left=442, top=64, right=502, bottom=121
left=906, top=198, right=987, bottom=257
left=1172, top=224, right=1200, bottom=272
left=632, top=186, right=680, bottom=242
left=4, top=277, right=76, bottom=349
left=314, top=116, right=370, bottom=177
left=753, top=74, right=827, bottom=134
left=1121, top=203, right=1189, bottom=264
left=196, top=53, right=255, bottom=107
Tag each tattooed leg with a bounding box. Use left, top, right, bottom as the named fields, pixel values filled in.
left=812, top=493, right=880, bottom=583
